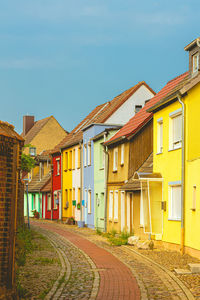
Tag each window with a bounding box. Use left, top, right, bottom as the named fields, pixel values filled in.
left=77, top=147, right=81, bottom=169
left=169, top=185, right=181, bottom=220
left=84, top=144, right=87, bottom=167
left=88, top=190, right=91, bottom=213
left=113, top=147, right=118, bottom=171
left=72, top=149, right=75, bottom=170
left=169, top=110, right=182, bottom=150
left=84, top=189, right=87, bottom=208
left=56, top=158, right=60, bottom=175
left=78, top=188, right=81, bottom=203
left=192, top=186, right=196, bottom=211
left=121, top=144, right=124, bottom=165
left=29, top=147, right=36, bottom=156
left=73, top=188, right=75, bottom=200
left=193, top=53, right=199, bottom=73
left=99, top=144, right=105, bottom=169
left=47, top=194, right=51, bottom=211
left=33, top=194, right=36, bottom=209
left=88, top=143, right=91, bottom=166
left=172, top=114, right=182, bottom=149
left=114, top=191, right=118, bottom=221
left=54, top=191, right=59, bottom=209
left=135, top=105, right=142, bottom=113
left=69, top=151, right=72, bottom=170
left=65, top=152, right=68, bottom=170
left=109, top=191, right=113, bottom=220
left=157, top=119, right=163, bottom=153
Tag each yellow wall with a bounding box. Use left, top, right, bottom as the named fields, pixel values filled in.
left=153, top=101, right=182, bottom=245
left=62, top=147, right=73, bottom=220
left=24, top=117, right=67, bottom=155
left=107, top=142, right=129, bottom=232
left=184, top=82, right=200, bottom=253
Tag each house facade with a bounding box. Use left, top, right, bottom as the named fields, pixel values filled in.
left=148, top=38, right=200, bottom=258
left=93, top=128, right=120, bottom=231
left=52, top=153, right=62, bottom=220
left=83, top=124, right=121, bottom=229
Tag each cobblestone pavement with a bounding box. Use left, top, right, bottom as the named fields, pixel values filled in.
left=31, top=220, right=195, bottom=300
left=32, top=221, right=140, bottom=300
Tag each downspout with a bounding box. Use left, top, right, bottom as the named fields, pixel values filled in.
left=178, top=95, right=185, bottom=255
left=79, top=142, right=83, bottom=222
left=104, top=137, right=109, bottom=232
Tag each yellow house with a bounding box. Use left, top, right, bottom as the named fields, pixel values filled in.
left=62, top=146, right=73, bottom=220
left=149, top=37, right=200, bottom=258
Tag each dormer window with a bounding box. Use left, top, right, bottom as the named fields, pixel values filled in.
left=135, top=105, right=142, bottom=113
left=193, top=53, right=199, bottom=74
left=29, top=147, right=36, bottom=156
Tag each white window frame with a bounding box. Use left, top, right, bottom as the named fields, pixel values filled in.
left=84, top=144, right=87, bottom=167
left=88, top=142, right=91, bottom=166
left=113, top=147, right=118, bottom=171
left=84, top=189, right=87, bottom=208
left=193, top=53, right=199, bottom=74
left=114, top=191, right=118, bottom=221
left=168, top=183, right=181, bottom=221
left=47, top=193, right=51, bottom=211
left=109, top=191, right=113, bottom=220
left=157, top=118, right=163, bottom=153
left=88, top=190, right=91, bottom=214
left=121, top=144, right=124, bottom=165
left=56, top=158, right=60, bottom=175
left=169, top=110, right=182, bottom=150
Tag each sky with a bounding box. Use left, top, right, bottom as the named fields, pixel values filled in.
left=0, top=0, right=200, bottom=133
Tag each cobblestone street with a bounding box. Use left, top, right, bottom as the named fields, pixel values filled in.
left=31, top=220, right=197, bottom=300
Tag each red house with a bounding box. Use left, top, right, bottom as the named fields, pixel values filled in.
left=51, top=153, right=62, bottom=220
left=41, top=177, right=52, bottom=219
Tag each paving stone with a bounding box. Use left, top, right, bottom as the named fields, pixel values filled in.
left=174, top=269, right=192, bottom=275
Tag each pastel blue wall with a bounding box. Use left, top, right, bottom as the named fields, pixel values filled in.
left=83, top=124, right=119, bottom=228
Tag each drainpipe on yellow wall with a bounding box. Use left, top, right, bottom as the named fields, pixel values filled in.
left=178, top=94, right=185, bottom=255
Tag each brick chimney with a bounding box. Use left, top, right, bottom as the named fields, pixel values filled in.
left=23, top=115, right=35, bottom=136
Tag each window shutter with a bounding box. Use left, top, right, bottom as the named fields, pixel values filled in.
left=109, top=191, right=113, bottom=219
left=114, top=191, right=118, bottom=220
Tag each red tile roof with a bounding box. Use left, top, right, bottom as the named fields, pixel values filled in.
left=52, top=81, right=154, bottom=153
left=106, top=72, right=188, bottom=145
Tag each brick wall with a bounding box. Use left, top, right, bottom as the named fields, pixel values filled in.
left=0, top=133, right=23, bottom=299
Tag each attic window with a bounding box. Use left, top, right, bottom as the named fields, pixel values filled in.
left=135, top=105, right=142, bottom=113
left=29, top=147, right=36, bottom=156
left=193, top=53, right=199, bottom=74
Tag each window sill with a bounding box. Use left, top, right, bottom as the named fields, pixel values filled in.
left=64, top=169, right=68, bottom=172
left=53, top=208, right=58, bottom=210
left=88, top=212, right=92, bottom=214
left=114, top=219, right=118, bottom=223
left=156, top=152, right=163, bottom=155
left=168, top=146, right=181, bottom=152
left=120, top=163, right=124, bottom=166
left=55, top=174, right=60, bottom=176
left=112, top=170, right=117, bottom=173
left=99, top=167, right=104, bottom=170
left=168, top=218, right=181, bottom=221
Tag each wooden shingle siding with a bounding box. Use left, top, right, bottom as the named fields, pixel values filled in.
left=128, top=120, right=153, bottom=178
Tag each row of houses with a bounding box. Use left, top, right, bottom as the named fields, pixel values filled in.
left=24, top=37, right=200, bottom=259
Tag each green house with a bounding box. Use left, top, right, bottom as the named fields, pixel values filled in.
left=93, top=127, right=120, bottom=231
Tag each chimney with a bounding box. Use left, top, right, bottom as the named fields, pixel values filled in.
left=23, top=116, right=35, bottom=136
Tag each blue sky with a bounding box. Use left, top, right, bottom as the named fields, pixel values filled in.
left=0, top=0, right=199, bottom=133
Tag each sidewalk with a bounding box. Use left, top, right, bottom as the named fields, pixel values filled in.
left=31, top=220, right=198, bottom=299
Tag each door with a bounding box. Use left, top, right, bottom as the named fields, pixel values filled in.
left=121, top=192, right=125, bottom=232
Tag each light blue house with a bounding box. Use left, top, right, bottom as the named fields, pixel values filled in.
left=82, top=123, right=121, bottom=228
